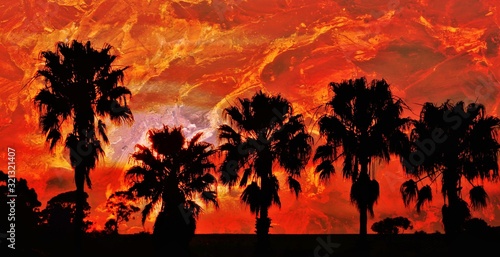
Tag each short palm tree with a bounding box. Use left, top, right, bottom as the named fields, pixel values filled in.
left=314, top=77, right=411, bottom=236
left=125, top=125, right=218, bottom=255
left=400, top=100, right=500, bottom=234
left=217, top=90, right=313, bottom=247
left=33, top=40, right=133, bottom=249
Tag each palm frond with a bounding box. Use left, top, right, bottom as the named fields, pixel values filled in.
left=469, top=185, right=488, bottom=210
left=219, top=158, right=241, bottom=187
left=33, top=88, right=55, bottom=111
left=342, top=154, right=355, bottom=180
left=239, top=168, right=253, bottom=187
left=39, top=112, right=60, bottom=134
left=200, top=191, right=219, bottom=209
left=270, top=175, right=281, bottom=208
left=315, top=160, right=335, bottom=182
left=65, top=133, right=80, bottom=167
left=108, top=85, right=131, bottom=100
left=141, top=202, right=154, bottom=225
left=275, top=130, right=313, bottom=176
left=416, top=185, right=433, bottom=212
left=46, top=129, right=62, bottom=150
left=125, top=166, right=156, bottom=197
left=241, top=182, right=261, bottom=215
left=400, top=179, right=418, bottom=207
left=224, top=105, right=245, bottom=129
left=185, top=200, right=202, bottom=219
left=188, top=132, right=204, bottom=148
left=131, top=144, right=163, bottom=171
left=97, top=119, right=109, bottom=144
left=187, top=173, right=217, bottom=193
left=96, top=69, right=126, bottom=94
left=318, top=115, right=348, bottom=146
left=272, top=114, right=305, bottom=142
left=85, top=169, right=92, bottom=189
left=313, top=144, right=335, bottom=162
left=388, top=130, right=411, bottom=158
left=108, top=100, right=134, bottom=125
left=367, top=179, right=380, bottom=217
left=287, top=176, right=302, bottom=198
left=218, top=124, right=241, bottom=144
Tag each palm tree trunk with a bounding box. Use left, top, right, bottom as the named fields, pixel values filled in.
left=256, top=173, right=271, bottom=254
left=442, top=168, right=462, bottom=235
left=256, top=206, right=271, bottom=254
left=74, top=165, right=85, bottom=255
left=257, top=206, right=271, bottom=236
left=256, top=174, right=271, bottom=237
left=359, top=162, right=369, bottom=236
left=359, top=205, right=368, bottom=235
left=155, top=185, right=192, bottom=257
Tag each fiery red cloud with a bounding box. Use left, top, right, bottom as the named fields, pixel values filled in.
left=1, top=0, right=500, bottom=234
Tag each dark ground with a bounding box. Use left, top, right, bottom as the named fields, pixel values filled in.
left=3, top=231, right=500, bottom=257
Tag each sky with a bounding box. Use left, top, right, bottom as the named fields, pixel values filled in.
left=1, top=0, right=500, bottom=234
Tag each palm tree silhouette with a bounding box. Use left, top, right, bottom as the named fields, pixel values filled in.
left=33, top=40, right=133, bottom=251
left=125, top=125, right=218, bottom=256
left=400, top=100, right=500, bottom=234
left=217, top=90, right=313, bottom=250
left=314, top=77, right=411, bottom=236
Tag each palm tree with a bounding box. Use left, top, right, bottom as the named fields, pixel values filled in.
left=125, top=125, right=218, bottom=256
left=400, top=100, right=500, bottom=234
left=33, top=40, right=133, bottom=250
left=217, top=90, right=313, bottom=248
left=314, top=77, right=411, bottom=236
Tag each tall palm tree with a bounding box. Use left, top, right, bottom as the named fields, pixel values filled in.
left=314, top=77, right=411, bottom=236
left=125, top=125, right=218, bottom=255
left=33, top=40, right=133, bottom=250
left=217, top=90, right=313, bottom=247
left=400, top=100, right=500, bottom=234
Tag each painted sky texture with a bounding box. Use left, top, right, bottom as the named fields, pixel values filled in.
left=1, top=0, right=500, bottom=234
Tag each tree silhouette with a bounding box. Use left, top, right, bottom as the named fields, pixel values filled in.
left=125, top=125, right=218, bottom=256
left=104, top=218, right=118, bottom=235
left=0, top=171, right=42, bottom=250
left=314, top=77, right=411, bottom=236
left=371, top=216, right=413, bottom=234
left=32, top=39, right=133, bottom=250
left=400, top=100, right=500, bottom=234
left=104, top=190, right=140, bottom=234
left=217, top=90, right=313, bottom=250
left=39, top=191, right=93, bottom=237
left=463, top=217, right=491, bottom=235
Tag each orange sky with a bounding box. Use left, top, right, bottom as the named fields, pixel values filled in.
left=1, top=0, right=500, bottom=234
